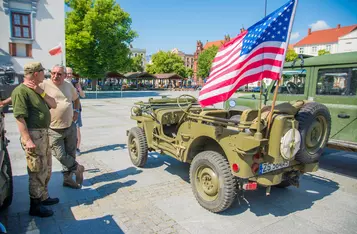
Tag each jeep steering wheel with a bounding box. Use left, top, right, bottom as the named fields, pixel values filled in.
left=286, top=82, right=298, bottom=94
left=176, top=94, right=198, bottom=131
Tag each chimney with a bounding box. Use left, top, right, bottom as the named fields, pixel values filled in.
left=337, top=24, right=341, bottom=29
left=308, top=28, right=311, bottom=35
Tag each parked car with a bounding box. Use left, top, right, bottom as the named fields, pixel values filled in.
left=225, top=51, right=357, bottom=151
left=0, top=65, right=23, bottom=113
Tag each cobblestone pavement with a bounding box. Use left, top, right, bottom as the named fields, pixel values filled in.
left=1, top=91, right=357, bottom=234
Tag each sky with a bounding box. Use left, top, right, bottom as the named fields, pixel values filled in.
left=117, top=0, right=357, bottom=55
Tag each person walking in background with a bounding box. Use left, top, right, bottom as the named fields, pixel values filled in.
left=66, top=67, right=85, bottom=156
left=40, top=64, right=85, bottom=189
left=11, top=62, right=58, bottom=217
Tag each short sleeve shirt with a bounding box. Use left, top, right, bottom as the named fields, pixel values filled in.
left=40, top=79, right=79, bottom=129
left=11, top=84, right=51, bottom=129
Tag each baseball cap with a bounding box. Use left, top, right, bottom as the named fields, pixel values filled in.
left=24, top=62, right=45, bottom=75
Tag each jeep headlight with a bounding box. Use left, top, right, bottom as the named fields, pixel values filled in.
left=229, top=100, right=236, bottom=107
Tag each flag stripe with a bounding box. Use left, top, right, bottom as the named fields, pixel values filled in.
left=212, top=36, right=245, bottom=67
left=214, top=31, right=247, bottom=59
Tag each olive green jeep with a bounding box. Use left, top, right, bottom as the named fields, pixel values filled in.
left=226, top=52, right=357, bottom=152
left=0, top=106, right=13, bottom=210
left=127, top=94, right=331, bottom=213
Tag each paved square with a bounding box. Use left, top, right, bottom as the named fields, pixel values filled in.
left=1, top=91, right=357, bottom=234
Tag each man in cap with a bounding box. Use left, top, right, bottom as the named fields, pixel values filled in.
left=12, top=62, right=58, bottom=217
left=40, top=64, right=85, bottom=189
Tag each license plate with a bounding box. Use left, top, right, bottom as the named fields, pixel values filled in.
left=259, top=161, right=290, bottom=174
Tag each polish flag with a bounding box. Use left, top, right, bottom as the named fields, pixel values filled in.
left=48, top=43, right=62, bottom=56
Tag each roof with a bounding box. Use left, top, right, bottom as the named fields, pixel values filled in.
left=294, top=24, right=357, bottom=47
left=203, top=40, right=225, bottom=50
left=106, top=71, right=125, bottom=78
left=124, top=72, right=156, bottom=79
left=284, top=51, right=357, bottom=68
left=155, top=73, right=184, bottom=79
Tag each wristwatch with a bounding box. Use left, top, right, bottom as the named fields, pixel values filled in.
left=74, top=109, right=80, bottom=113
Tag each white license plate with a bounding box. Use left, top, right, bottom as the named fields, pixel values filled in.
left=259, top=161, right=290, bottom=174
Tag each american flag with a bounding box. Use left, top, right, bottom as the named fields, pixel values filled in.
left=198, top=0, right=298, bottom=107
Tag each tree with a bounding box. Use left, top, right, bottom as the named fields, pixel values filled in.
left=285, top=48, right=298, bottom=62
left=318, top=49, right=330, bottom=56
left=129, top=54, right=144, bottom=72
left=186, top=68, right=193, bottom=78
left=146, top=51, right=187, bottom=77
left=197, top=46, right=219, bottom=79
left=65, top=0, right=137, bottom=79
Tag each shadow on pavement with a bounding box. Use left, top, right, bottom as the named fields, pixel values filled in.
left=221, top=173, right=339, bottom=217
left=0, top=166, right=140, bottom=233
left=80, top=144, right=127, bottom=155
left=319, top=149, right=357, bottom=179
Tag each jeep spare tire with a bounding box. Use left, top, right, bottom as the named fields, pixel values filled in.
left=295, top=102, right=331, bottom=163
left=128, top=127, right=148, bottom=167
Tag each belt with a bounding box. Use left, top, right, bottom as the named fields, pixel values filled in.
left=28, top=128, right=48, bottom=132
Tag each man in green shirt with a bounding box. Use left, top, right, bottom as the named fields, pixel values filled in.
left=12, top=62, right=58, bottom=218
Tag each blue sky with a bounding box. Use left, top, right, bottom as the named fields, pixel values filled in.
left=117, top=0, right=357, bottom=55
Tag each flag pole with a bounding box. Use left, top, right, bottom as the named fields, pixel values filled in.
left=254, top=0, right=268, bottom=140
left=265, top=0, right=299, bottom=137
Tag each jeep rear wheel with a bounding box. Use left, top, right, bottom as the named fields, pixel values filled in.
left=190, top=151, right=236, bottom=213
left=0, top=148, right=13, bottom=210
left=295, top=102, right=331, bottom=163
left=128, top=127, right=148, bottom=167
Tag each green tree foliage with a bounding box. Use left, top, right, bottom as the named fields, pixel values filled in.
left=186, top=68, right=193, bottom=78
left=318, top=49, right=330, bottom=56
left=129, top=54, right=144, bottom=72
left=197, top=46, right=219, bottom=79
left=65, top=0, right=137, bottom=78
left=285, top=48, right=298, bottom=62
left=146, top=51, right=187, bottom=77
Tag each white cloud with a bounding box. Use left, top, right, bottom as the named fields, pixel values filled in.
left=290, top=32, right=300, bottom=41
left=309, top=20, right=331, bottom=31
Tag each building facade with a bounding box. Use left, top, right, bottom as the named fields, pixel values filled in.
left=129, top=46, right=147, bottom=70
left=0, top=0, right=65, bottom=72
left=171, top=48, right=194, bottom=73
left=293, top=24, right=357, bottom=56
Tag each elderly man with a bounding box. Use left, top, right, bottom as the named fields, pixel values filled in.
left=40, top=64, right=85, bottom=189
left=12, top=62, right=58, bottom=217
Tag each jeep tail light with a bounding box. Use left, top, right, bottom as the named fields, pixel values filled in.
left=243, top=182, right=258, bottom=190
left=232, top=163, right=239, bottom=172
left=251, top=163, right=259, bottom=174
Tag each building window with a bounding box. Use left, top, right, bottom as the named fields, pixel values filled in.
left=8, top=42, right=32, bottom=57
left=11, top=12, right=31, bottom=38
left=316, top=68, right=357, bottom=96
left=299, top=47, right=304, bottom=54
left=312, top=46, right=317, bottom=53
left=326, top=45, right=331, bottom=51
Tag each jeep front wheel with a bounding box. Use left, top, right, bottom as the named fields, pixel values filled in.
left=0, top=148, right=13, bottom=210
left=190, top=151, right=236, bottom=213
left=128, top=127, right=148, bottom=167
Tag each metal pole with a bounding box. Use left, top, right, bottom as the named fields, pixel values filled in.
left=254, top=0, right=268, bottom=140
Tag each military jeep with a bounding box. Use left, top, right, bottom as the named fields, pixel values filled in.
left=127, top=94, right=331, bottom=213
left=0, top=106, right=13, bottom=210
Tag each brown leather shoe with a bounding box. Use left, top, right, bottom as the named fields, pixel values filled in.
left=63, top=172, right=80, bottom=189
left=75, top=164, right=85, bottom=185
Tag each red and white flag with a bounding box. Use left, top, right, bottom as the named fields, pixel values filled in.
left=198, top=0, right=298, bottom=107
left=48, top=42, right=62, bottom=56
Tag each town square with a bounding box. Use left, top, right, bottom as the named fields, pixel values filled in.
left=0, top=0, right=357, bottom=233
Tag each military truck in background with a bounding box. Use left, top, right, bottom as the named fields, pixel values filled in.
left=0, top=65, right=23, bottom=113
left=0, top=105, right=13, bottom=210
left=225, top=52, right=357, bottom=152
